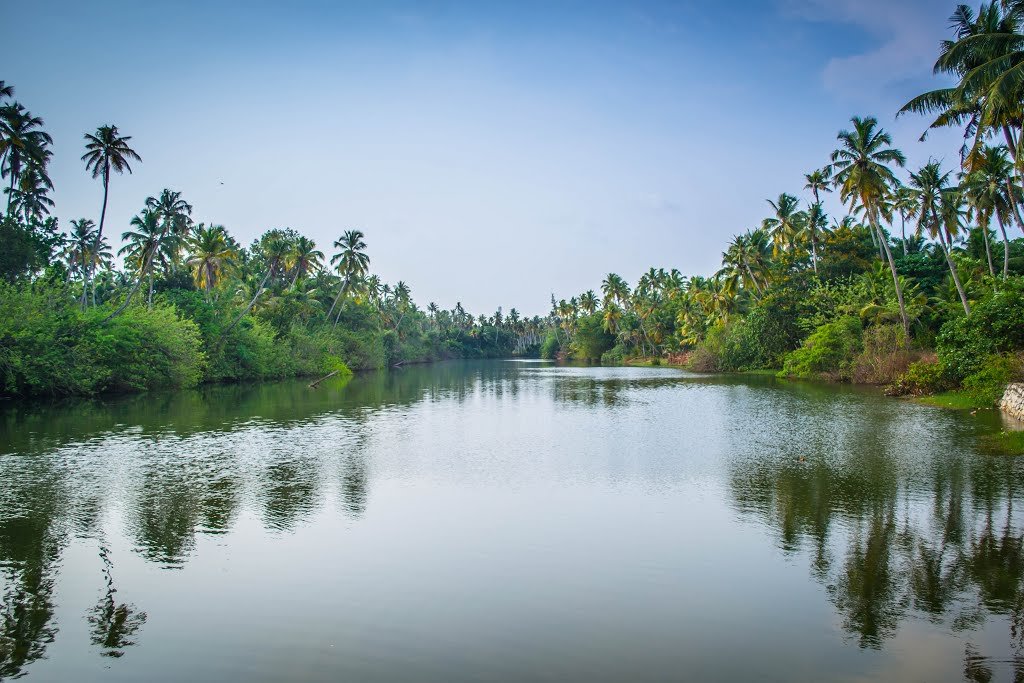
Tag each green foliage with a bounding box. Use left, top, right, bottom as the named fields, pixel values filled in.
left=936, top=277, right=1024, bottom=381
left=961, top=354, right=1022, bottom=406
left=688, top=320, right=759, bottom=372
left=779, top=317, right=862, bottom=380
left=570, top=313, right=614, bottom=361
left=0, top=282, right=204, bottom=395
left=540, top=330, right=561, bottom=359
left=893, top=358, right=952, bottom=396
left=744, top=285, right=814, bottom=368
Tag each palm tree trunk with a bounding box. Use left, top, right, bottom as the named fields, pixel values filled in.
left=327, top=279, right=346, bottom=321
left=223, top=267, right=272, bottom=336
left=900, top=214, right=907, bottom=257
left=104, top=236, right=164, bottom=322
left=868, top=210, right=910, bottom=339
left=80, top=264, right=89, bottom=311
left=743, top=262, right=763, bottom=296
left=147, top=270, right=154, bottom=309
left=90, top=166, right=110, bottom=309
left=810, top=233, right=819, bottom=274
left=996, top=213, right=1011, bottom=278
left=937, top=227, right=971, bottom=316
left=980, top=216, right=995, bottom=278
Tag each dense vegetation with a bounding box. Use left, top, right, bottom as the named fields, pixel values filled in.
left=4, top=1, right=1024, bottom=405
left=541, top=1, right=1024, bottom=406
left=0, top=82, right=545, bottom=396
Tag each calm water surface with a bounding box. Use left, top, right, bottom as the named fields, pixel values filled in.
left=1, top=360, right=1023, bottom=682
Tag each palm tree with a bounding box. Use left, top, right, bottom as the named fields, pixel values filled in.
left=113, top=209, right=163, bottom=315
left=893, top=186, right=920, bottom=257
left=831, top=116, right=910, bottom=337
left=67, top=219, right=98, bottom=307
left=0, top=103, right=51, bottom=215
left=225, top=235, right=291, bottom=334
left=7, top=165, right=54, bottom=223
left=804, top=167, right=833, bottom=204
left=764, top=193, right=802, bottom=254
left=327, top=230, right=370, bottom=324
left=909, top=161, right=971, bottom=315
left=601, top=273, right=629, bottom=308
left=963, top=144, right=1019, bottom=277
left=82, top=125, right=141, bottom=278
left=186, top=224, right=236, bottom=299
left=579, top=290, right=599, bottom=314
left=287, top=236, right=324, bottom=288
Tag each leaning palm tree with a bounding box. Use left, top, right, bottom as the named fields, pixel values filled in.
left=963, top=144, right=1019, bottom=277
left=7, top=164, right=54, bottom=224
left=327, top=230, right=370, bottom=323
left=186, top=224, right=236, bottom=299
left=286, top=236, right=324, bottom=288
left=579, top=290, right=599, bottom=314
left=112, top=209, right=163, bottom=316
left=224, top=235, right=291, bottom=334
left=82, top=125, right=141, bottom=277
left=910, top=161, right=972, bottom=315
left=831, top=116, right=910, bottom=337
left=600, top=273, right=629, bottom=308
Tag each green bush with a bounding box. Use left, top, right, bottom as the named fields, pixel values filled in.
left=962, top=354, right=1022, bottom=406
left=779, top=316, right=862, bottom=380
left=601, top=343, right=628, bottom=364
left=540, top=330, right=561, bottom=359
left=888, top=357, right=952, bottom=396
left=570, top=313, right=614, bottom=361
left=937, top=276, right=1024, bottom=381
left=688, top=319, right=759, bottom=372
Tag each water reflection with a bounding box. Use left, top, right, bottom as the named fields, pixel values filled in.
left=0, top=361, right=1021, bottom=681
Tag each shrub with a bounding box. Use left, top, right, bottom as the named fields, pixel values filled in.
left=601, top=344, right=628, bottom=364
left=688, top=320, right=759, bottom=372
left=962, top=354, right=1023, bottom=406
left=851, top=324, right=915, bottom=385
left=888, top=355, right=952, bottom=396
left=570, top=313, right=614, bottom=361
left=540, top=330, right=561, bottom=359
left=779, top=316, right=862, bottom=380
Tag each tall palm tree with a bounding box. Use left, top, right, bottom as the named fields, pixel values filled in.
left=893, top=185, right=920, bottom=257
left=327, top=230, right=370, bottom=323
left=0, top=103, right=51, bottom=215
left=186, top=224, right=236, bottom=299
left=114, top=209, right=162, bottom=315
left=286, top=236, right=324, bottom=288
left=225, top=235, right=291, bottom=334
left=579, top=290, right=599, bottom=314
left=7, top=164, right=54, bottom=223
left=601, top=273, right=629, bottom=308
left=67, top=218, right=98, bottom=308
left=963, top=144, right=1019, bottom=277
left=909, top=161, right=972, bottom=315
left=831, top=116, right=910, bottom=337
left=763, top=193, right=802, bottom=254
left=82, top=125, right=141, bottom=275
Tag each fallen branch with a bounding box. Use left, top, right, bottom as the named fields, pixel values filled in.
left=308, top=370, right=340, bottom=388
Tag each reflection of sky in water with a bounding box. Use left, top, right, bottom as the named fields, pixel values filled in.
left=0, top=360, right=1022, bottom=682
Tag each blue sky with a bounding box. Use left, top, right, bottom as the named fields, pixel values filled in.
left=9, top=0, right=963, bottom=314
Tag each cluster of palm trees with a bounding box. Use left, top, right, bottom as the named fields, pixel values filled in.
left=0, top=81, right=53, bottom=223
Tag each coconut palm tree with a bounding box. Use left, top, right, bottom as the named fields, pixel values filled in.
left=831, top=116, right=910, bottom=337
left=893, top=185, right=920, bottom=257
left=0, top=103, right=51, bottom=215
left=327, top=230, right=370, bottom=324
left=579, top=290, right=599, bottom=314
left=963, top=144, right=1019, bottom=277
left=764, top=193, right=802, bottom=254
left=186, top=224, right=236, bottom=299
left=82, top=125, right=141, bottom=275
left=113, top=209, right=163, bottom=316
left=601, top=273, right=629, bottom=308
left=67, top=219, right=97, bottom=307
left=287, top=236, right=324, bottom=288
left=7, top=164, right=54, bottom=223
left=909, top=161, right=972, bottom=315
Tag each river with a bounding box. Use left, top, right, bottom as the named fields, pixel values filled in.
left=1, top=360, right=1022, bottom=681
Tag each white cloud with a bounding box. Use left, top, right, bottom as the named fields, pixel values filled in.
left=780, top=0, right=951, bottom=103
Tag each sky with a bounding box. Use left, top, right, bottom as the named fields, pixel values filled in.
left=8, top=0, right=965, bottom=315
